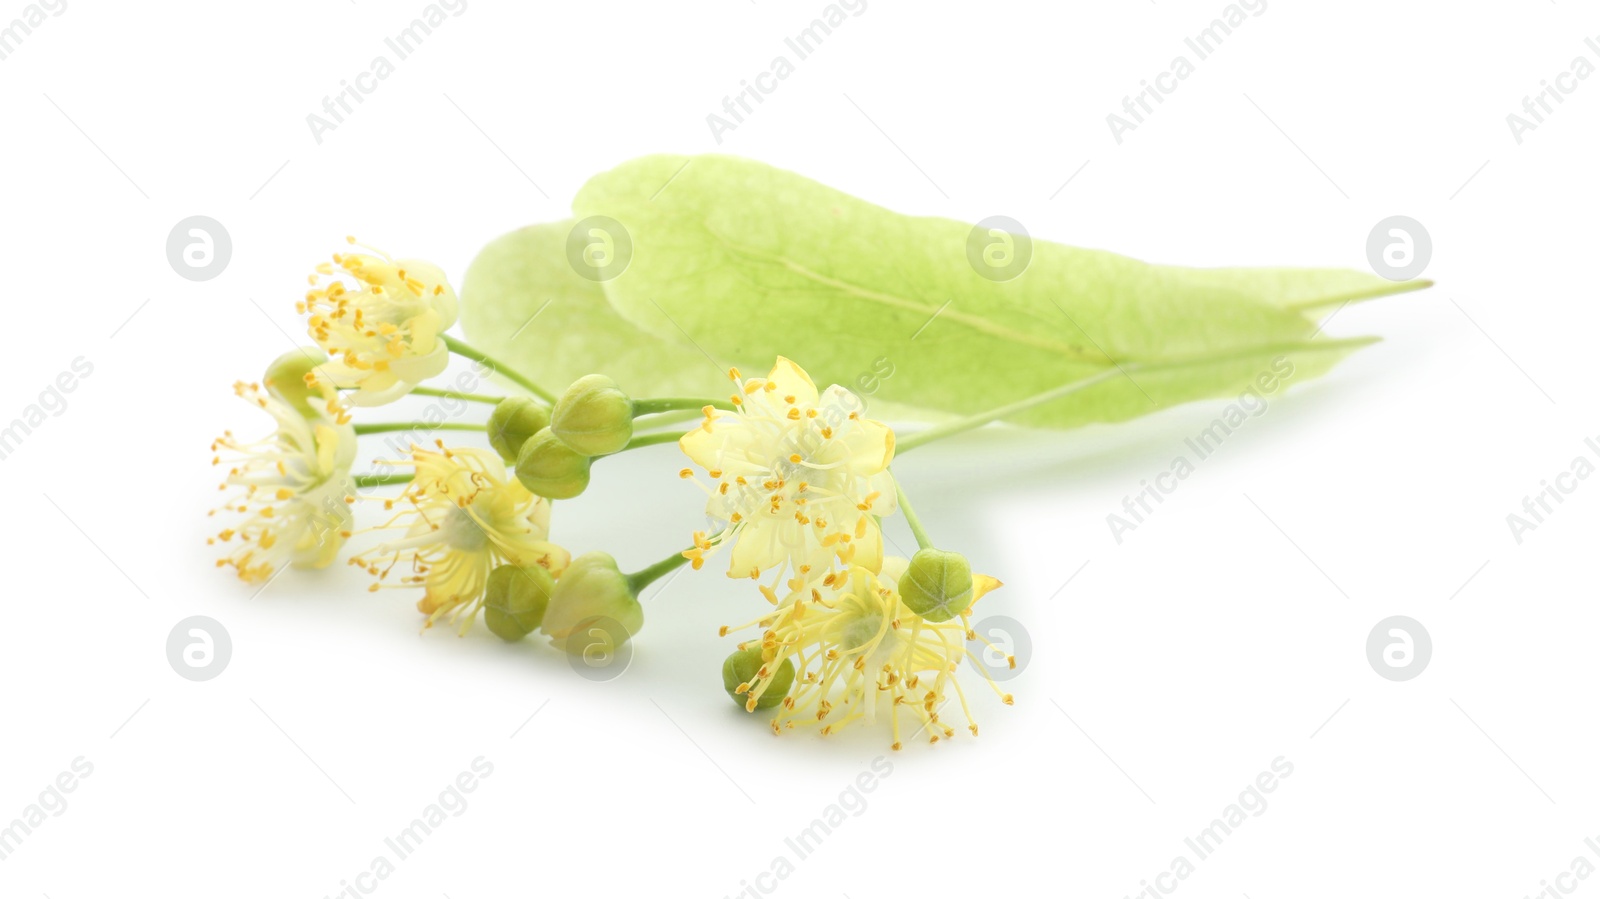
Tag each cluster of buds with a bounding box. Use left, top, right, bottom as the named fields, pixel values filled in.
left=510, top=375, right=639, bottom=498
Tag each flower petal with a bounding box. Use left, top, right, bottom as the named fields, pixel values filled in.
left=729, top=522, right=785, bottom=578
left=767, top=357, right=819, bottom=407
left=678, top=416, right=730, bottom=470
left=844, top=416, right=895, bottom=472
left=847, top=515, right=884, bottom=573
left=971, top=574, right=1003, bottom=605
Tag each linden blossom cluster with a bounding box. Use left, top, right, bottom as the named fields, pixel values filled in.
left=207, top=239, right=1020, bottom=749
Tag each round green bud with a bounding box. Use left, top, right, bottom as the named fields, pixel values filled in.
left=540, top=552, right=644, bottom=652
left=550, top=374, right=634, bottom=457
left=899, top=548, right=975, bottom=623
left=483, top=563, right=555, bottom=642
left=263, top=348, right=331, bottom=418
left=514, top=428, right=592, bottom=499
left=721, top=646, right=795, bottom=712
left=487, top=397, right=550, bottom=463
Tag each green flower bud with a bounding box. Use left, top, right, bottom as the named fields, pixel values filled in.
left=486, top=396, right=550, bottom=463
left=898, top=548, right=974, bottom=623
left=540, top=552, right=644, bottom=653
left=721, top=646, right=795, bottom=712
left=263, top=348, right=331, bottom=418
left=483, top=563, right=555, bottom=642
left=550, top=374, right=634, bottom=456
left=514, top=428, right=592, bottom=499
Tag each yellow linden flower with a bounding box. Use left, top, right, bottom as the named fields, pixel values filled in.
left=723, top=558, right=1008, bottom=749
left=298, top=238, right=459, bottom=407
left=679, top=358, right=896, bottom=591
left=209, top=382, right=357, bottom=583
left=354, top=445, right=570, bottom=634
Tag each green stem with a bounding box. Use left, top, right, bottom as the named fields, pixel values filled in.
left=625, top=550, right=692, bottom=595
left=892, top=474, right=935, bottom=550
left=895, top=337, right=1378, bottom=453
left=353, top=422, right=487, bottom=436
left=1286, top=277, right=1433, bottom=312
left=633, top=408, right=703, bottom=430
left=631, top=397, right=735, bottom=416
left=897, top=368, right=1124, bottom=453
left=353, top=473, right=414, bottom=488
left=410, top=385, right=504, bottom=405
left=620, top=430, right=689, bottom=451
left=442, top=335, right=558, bottom=405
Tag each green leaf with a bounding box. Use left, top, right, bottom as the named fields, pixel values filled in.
left=459, top=220, right=729, bottom=402
left=465, top=154, right=1429, bottom=429
left=460, top=219, right=939, bottom=420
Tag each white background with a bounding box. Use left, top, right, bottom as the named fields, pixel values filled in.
left=2, top=1, right=1596, bottom=897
